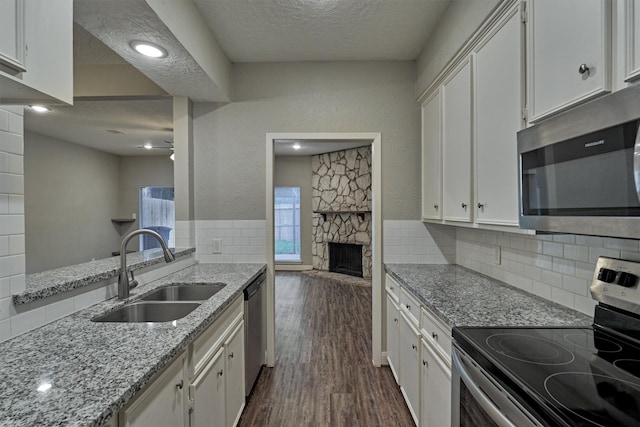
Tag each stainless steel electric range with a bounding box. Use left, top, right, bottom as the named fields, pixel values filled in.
left=452, top=257, right=640, bottom=427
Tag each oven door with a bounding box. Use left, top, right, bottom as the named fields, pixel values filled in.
left=451, top=345, right=542, bottom=427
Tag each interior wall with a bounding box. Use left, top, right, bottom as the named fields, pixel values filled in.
left=118, top=155, right=174, bottom=249
left=193, top=61, right=420, bottom=221
left=24, top=131, right=120, bottom=273
left=274, top=155, right=312, bottom=265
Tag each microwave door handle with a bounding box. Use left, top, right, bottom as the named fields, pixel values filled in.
left=634, top=124, right=640, bottom=202
left=452, top=349, right=517, bottom=427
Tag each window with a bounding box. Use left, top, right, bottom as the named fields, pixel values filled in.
left=139, top=186, right=175, bottom=251
left=274, top=187, right=301, bottom=262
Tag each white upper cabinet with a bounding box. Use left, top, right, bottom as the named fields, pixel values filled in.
left=0, top=0, right=25, bottom=73
left=421, top=90, right=443, bottom=221
left=442, top=58, right=473, bottom=223
left=0, top=0, right=73, bottom=105
left=625, top=0, right=640, bottom=82
left=473, top=4, right=525, bottom=226
left=527, top=0, right=611, bottom=122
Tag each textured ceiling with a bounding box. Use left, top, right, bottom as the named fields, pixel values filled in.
left=274, top=139, right=372, bottom=156
left=73, top=23, right=127, bottom=65
left=24, top=99, right=173, bottom=157
left=74, top=0, right=226, bottom=102
left=194, top=0, right=450, bottom=62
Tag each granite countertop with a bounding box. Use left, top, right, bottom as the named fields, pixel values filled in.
left=386, top=264, right=593, bottom=328
left=0, top=262, right=266, bottom=426
left=14, top=247, right=196, bottom=305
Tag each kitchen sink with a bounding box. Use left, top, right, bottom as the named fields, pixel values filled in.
left=92, top=301, right=201, bottom=323
left=139, top=283, right=225, bottom=302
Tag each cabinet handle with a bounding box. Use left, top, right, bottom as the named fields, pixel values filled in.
left=394, top=318, right=398, bottom=323
left=432, top=332, right=438, bottom=340
left=390, top=286, right=394, bottom=290
left=578, top=63, right=590, bottom=75
left=461, top=203, right=468, bottom=209
left=176, top=380, right=184, bottom=390
left=477, top=203, right=484, bottom=209
left=406, top=304, right=411, bottom=310
left=229, top=352, right=234, bottom=359
left=217, top=369, right=224, bottom=377
left=423, top=360, right=428, bottom=367
left=412, top=344, right=417, bottom=351
left=434, top=204, right=439, bottom=210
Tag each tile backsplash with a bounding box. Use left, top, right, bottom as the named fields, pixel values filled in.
left=195, top=220, right=266, bottom=263
left=0, top=106, right=25, bottom=342
left=383, top=220, right=455, bottom=264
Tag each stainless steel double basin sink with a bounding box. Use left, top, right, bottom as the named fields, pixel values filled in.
left=92, top=283, right=225, bottom=323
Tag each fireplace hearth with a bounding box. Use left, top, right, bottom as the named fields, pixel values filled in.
left=329, top=242, right=363, bottom=278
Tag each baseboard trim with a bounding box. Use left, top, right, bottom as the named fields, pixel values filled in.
left=275, top=264, right=313, bottom=271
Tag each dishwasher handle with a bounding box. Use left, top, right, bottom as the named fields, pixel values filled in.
left=244, top=272, right=266, bottom=300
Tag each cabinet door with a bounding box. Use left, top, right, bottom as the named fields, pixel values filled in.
left=122, top=354, right=186, bottom=427
left=442, top=58, right=473, bottom=223
left=224, top=321, right=245, bottom=427
left=528, top=0, right=611, bottom=121
left=422, top=89, right=443, bottom=220
left=474, top=5, right=524, bottom=226
left=190, top=348, right=226, bottom=427
left=626, top=0, right=640, bottom=81
left=420, top=339, right=451, bottom=427
left=0, top=0, right=25, bottom=73
left=386, top=293, right=401, bottom=383
left=399, top=312, right=421, bottom=426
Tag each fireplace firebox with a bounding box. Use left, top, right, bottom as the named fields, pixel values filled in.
left=329, top=242, right=363, bottom=277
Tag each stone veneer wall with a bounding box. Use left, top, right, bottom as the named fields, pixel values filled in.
left=312, top=147, right=372, bottom=277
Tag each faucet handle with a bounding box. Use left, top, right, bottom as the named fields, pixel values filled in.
left=129, top=271, right=138, bottom=289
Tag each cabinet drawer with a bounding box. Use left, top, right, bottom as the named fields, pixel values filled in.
left=385, top=274, right=401, bottom=302
left=400, top=288, right=421, bottom=327
left=192, top=296, right=243, bottom=378
left=421, top=306, right=452, bottom=360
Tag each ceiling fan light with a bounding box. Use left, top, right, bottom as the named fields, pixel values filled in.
left=143, top=143, right=153, bottom=150
left=170, top=153, right=175, bottom=161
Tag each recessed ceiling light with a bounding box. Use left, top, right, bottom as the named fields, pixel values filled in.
left=37, top=382, right=52, bottom=393
left=143, top=143, right=153, bottom=150
left=30, top=105, right=50, bottom=113
left=293, top=143, right=301, bottom=150
left=129, top=40, right=167, bottom=58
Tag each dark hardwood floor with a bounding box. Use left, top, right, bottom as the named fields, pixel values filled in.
left=238, top=272, right=414, bottom=426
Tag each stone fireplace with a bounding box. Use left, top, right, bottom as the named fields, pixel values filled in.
left=312, top=146, right=372, bottom=278
left=329, top=242, right=363, bottom=277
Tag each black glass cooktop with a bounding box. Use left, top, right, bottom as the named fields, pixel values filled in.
left=454, top=326, right=640, bottom=427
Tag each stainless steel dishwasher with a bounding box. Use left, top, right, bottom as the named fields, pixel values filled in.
left=244, top=271, right=266, bottom=399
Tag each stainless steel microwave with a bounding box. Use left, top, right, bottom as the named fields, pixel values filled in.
left=517, top=84, right=640, bottom=238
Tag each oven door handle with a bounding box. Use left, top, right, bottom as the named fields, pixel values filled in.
left=452, top=348, right=517, bottom=427
left=634, top=123, right=640, bottom=203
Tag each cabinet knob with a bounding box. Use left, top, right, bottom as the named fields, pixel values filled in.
left=229, top=352, right=234, bottom=359
left=423, top=360, right=428, bottom=367
left=434, top=204, right=439, bottom=210
left=578, top=63, right=590, bottom=75
left=176, top=380, right=184, bottom=390
left=477, top=203, right=484, bottom=209
left=432, top=332, right=438, bottom=340
left=412, top=344, right=417, bottom=351
left=394, top=318, right=398, bottom=323
left=217, top=369, right=224, bottom=377
left=461, top=203, right=468, bottom=209
left=390, top=286, right=394, bottom=290
left=406, top=304, right=411, bottom=310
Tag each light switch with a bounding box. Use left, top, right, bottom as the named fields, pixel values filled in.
left=212, top=239, right=222, bottom=254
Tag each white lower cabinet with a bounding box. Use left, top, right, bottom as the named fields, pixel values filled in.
left=118, top=296, right=246, bottom=427
left=399, top=312, right=421, bottom=426
left=420, top=339, right=451, bottom=427
left=190, top=347, right=226, bottom=427
left=120, top=353, right=187, bottom=427
left=386, top=293, right=401, bottom=382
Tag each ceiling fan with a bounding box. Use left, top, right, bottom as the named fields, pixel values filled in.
left=136, top=140, right=175, bottom=160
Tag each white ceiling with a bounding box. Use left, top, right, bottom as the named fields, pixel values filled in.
left=29, top=0, right=452, bottom=157
left=194, top=0, right=450, bottom=62
left=274, top=139, right=372, bottom=156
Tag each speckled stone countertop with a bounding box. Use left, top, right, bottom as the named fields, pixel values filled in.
left=386, top=264, right=592, bottom=327
left=0, top=262, right=266, bottom=426
left=14, top=247, right=196, bottom=305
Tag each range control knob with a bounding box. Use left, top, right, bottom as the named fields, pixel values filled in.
left=616, top=272, right=637, bottom=288
left=598, top=268, right=617, bottom=283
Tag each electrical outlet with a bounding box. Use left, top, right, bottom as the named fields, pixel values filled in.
left=212, top=239, right=222, bottom=254
left=494, top=245, right=501, bottom=265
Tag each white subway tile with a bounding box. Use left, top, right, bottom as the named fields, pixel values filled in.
left=9, top=235, right=24, bottom=255
left=0, top=236, right=8, bottom=256
left=576, top=235, right=604, bottom=247
left=532, top=281, right=552, bottom=299
left=0, top=277, right=10, bottom=298
left=0, top=132, right=23, bottom=155
left=45, top=298, right=75, bottom=322
left=604, top=237, right=639, bottom=252
left=0, top=173, right=23, bottom=194
left=541, top=269, right=563, bottom=287
left=562, top=275, right=589, bottom=297
left=563, top=245, right=589, bottom=262
left=589, top=247, right=621, bottom=264
left=575, top=262, right=596, bottom=280
left=0, top=255, right=24, bottom=278
left=7, top=154, right=22, bottom=174
left=8, top=110, right=23, bottom=133
left=241, top=228, right=258, bottom=237
left=552, top=235, right=575, bottom=244
left=551, top=288, right=574, bottom=309
left=10, top=274, right=25, bottom=293
left=0, top=296, right=11, bottom=320
left=0, top=152, right=7, bottom=173
left=523, top=265, right=542, bottom=282
left=542, top=241, right=563, bottom=257
left=0, top=195, right=7, bottom=214
left=0, top=318, right=10, bottom=342
left=11, top=306, right=46, bottom=336
left=0, top=110, right=8, bottom=131
left=574, top=295, right=597, bottom=315
left=552, top=258, right=575, bottom=275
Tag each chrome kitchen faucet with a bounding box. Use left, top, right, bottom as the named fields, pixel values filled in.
left=118, top=229, right=175, bottom=299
